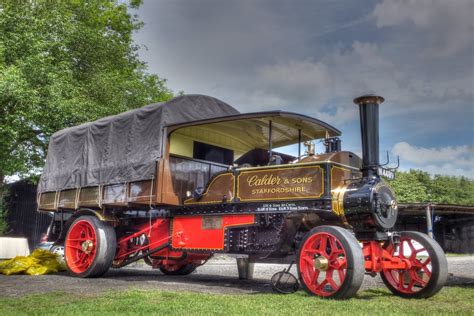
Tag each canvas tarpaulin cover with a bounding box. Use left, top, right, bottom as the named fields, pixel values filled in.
left=38, top=95, right=239, bottom=192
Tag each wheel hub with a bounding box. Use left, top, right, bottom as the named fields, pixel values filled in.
left=81, top=240, right=94, bottom=254
left=314, top=256, right=329, bottom=271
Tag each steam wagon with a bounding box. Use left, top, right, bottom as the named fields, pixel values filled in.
left=38, top=94, right=447, bottom=299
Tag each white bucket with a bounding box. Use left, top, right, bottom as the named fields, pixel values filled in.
left=0, top=237, right=30, bottom=259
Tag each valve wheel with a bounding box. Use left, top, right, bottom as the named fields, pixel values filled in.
left=65, top=215, right=116, bottom=278
left=381, top=231, right=448, bottom=298
left=297, top=226, right=364, bottom=299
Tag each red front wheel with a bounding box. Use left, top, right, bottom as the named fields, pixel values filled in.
left=65, top=216, right=116, bottom=278
left=381, top=231, right=448, bottom=298
left=297, top=226, right=365, bottom=299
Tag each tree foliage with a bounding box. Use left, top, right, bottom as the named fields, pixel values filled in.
left=388, top=171, right=429, bottom=203
left=389, top=170, right=474, bottom=205
left=0, top=0, right=173, bottom=183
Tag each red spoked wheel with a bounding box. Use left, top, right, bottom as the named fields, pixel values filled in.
left=65, top=216, right=116, bottom=278
left=66, top=220, right=97, bottom=274
left=297, top=226, right=364, bottom=299
left=381, top=231, right=447, bottom=298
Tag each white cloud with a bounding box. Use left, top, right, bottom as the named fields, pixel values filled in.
left=314, top=106, right=359, bottom=127
left=392, top=142, right=474, bottom=177
left=373, top=0, right=473, bottom=57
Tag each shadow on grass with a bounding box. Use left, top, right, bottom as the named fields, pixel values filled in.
left=103, top=268, right=276, bottom=293
left=355, top=288, right=392, bottom=300
left=445, top=275, right=474, bottom=287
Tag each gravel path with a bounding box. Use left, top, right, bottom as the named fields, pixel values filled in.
left=1, top=256, right=473, bottom=298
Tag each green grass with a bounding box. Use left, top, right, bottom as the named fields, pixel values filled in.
left=445, top=253, right=473, bottom=257
left=0, top=287, right=473, bottom=315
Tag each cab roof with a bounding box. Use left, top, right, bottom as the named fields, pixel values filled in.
left=168, top=111, right=341, bottom=149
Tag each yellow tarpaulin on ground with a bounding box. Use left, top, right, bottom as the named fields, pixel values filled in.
left=0, top=249, right=66, bottom=275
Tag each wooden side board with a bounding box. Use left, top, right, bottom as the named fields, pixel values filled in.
left=37, top=155, right=229, bottom=212
left=38, top=179, right=157, bottom=212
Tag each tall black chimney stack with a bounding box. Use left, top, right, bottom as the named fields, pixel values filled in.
left=353, top=95, right=384, bottom=178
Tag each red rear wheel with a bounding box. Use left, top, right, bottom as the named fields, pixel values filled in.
left=65, top=216, right=116, bottom=278
left=65, top=220, right=97, bottom=274
left=381, top=231, right=447, bottom=298
left=297, top=226, right=364, bottom=299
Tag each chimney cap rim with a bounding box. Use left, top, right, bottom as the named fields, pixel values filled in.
left=353, top=95, right=385, bottom=105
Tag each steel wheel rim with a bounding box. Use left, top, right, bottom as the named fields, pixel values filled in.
left=299, top=232, right=348, bottom=297
left=65, top=220, right=97, bottom=274
left=383, top=236, right=433, bottom=294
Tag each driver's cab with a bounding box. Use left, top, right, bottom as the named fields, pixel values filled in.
left=162, top=111, right=354, bottom=205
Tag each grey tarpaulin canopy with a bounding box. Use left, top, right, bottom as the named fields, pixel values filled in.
left=38, top=95, right=239, bottom=192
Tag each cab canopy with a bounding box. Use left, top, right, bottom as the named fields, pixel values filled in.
left=38, top=95, right=340, bottom=192
left=168, top=111, right=340, bottom=164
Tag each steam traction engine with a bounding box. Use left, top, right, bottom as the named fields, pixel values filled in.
left=38, top=94, right=447, bottom=299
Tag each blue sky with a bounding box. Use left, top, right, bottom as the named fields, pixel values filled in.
left=133, top=0, right=473, bottom=178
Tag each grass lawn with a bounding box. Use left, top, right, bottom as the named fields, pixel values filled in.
left=0, top=287, right=473, bottom=315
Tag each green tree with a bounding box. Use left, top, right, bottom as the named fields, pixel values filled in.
left=389, top=170, right=474, bottom=205
left=389, top=170, right=429, bottom=203
left=0, top=0, right=173, bottom=190
left=429, top=175, right=474, bottom=205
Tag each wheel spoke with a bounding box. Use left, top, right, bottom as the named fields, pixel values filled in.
left=315, top=278, right=328, bottom=291
left=76, top=257, right=90, bottom=268
left=337, top=268, right=345, bottom=283
left=330, top=249, right=344, bottom=259
left=310, top=269, right=320, bottom=285
left=330, top=257, right=346, bottom=269
left=302, top=255, right=313, bottom=265
left=72, top=252, right=86, bottom=264
left=407, top=240, right=416, bottom=253
left=67, top=238, right=88, bottom=242
left=399, top=241, right=405, bottom=258
left=318, top=236, right=328, bottom=255
left=422, top=265, right=432, bottom=278
left=414, top=247, right=427, bottom=254
left=328, top=236, right=337, bottom=254
left=87, top=225, right=94, bottom=239
left=398, top=271, right=405, bottom=289
left=406, top=278, right=416, bottom=291
left=422, top=257, right=431, bottom=266
left=410, top=247, right=426, bottom=261
left=303, top=249, right=319, bottom=255
left=67, top=244, right=84, bottom=251
left=327, top=276, right=339, bottom=291
left=411, top=271, right=427, bottom=287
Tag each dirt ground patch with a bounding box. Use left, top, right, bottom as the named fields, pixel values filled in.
left=1, top=256, right=473, bottom=298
